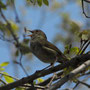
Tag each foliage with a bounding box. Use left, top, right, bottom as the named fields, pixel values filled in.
left=0, top=0, right=90, bottom=90
left=0, top=62, right=14, bottom=85
left=3, top=72, right=14, bottom=83
left=27, top=0, right=49, bottom=6
left=0, top=1, right=6, bottom=10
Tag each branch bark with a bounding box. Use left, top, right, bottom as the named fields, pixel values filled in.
left=48, top=60, right=90, bottom=90
left=77, top=79, right=90, bottom=88
left=0, top=53, right=90, bottom=90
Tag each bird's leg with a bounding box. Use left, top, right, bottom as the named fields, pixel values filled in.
left=36, top=57, right=58, bottom=73
left=50, top=56, right=58, bottom=68
left=42, top=56, right=58, bottom=70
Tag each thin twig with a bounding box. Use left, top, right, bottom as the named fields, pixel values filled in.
left=0, top=79, right=7, bottom=85
left=38, top=71, right=63, bottom=86
left=77, top=40, right=88, bottom=55
left=19, top=53, right=28, bottom=76
left=0, top=10, right=29, bottom=77
left=48, top=60, right=90, bottom=90
left=0, top=72, right=18, bottom=80
left=81, top=0, right=90, bottom=18
left=77, top=79, right=90, bottom=88
left=0, top=10, right=19, bottom=45
left=73, top=76, right=90, bottom=89
left=0, top=35, right=14, bottom=44
left=73, top=82, right=79, bottom=89
left=84, top=0, right=90, bottom=3
left=80, top=40, right=90, bottom=55
left=11, top=0, right=20, bottom=23
left=0, top=54, right=89, bottom=90
left=47, top=73, right=56, bottom=87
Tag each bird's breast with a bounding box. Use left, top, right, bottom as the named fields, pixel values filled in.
left=30, top=42, right=57, bottom=63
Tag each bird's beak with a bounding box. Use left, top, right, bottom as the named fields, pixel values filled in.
left=27, top=30, right=34, bottom=37
left=28, top=34, right=32, bottom=37
left=24, top=27, right=33, bottom=37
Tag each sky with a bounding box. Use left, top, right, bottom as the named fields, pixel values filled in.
left=0, top=0, right=90, bottom=89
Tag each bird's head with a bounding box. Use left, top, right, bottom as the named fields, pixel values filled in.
left=28, top=29, right=47, bottom=40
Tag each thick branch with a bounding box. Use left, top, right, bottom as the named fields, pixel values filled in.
left=0, top=53, right=90, bottom=90
left=48, top=60, right=90, bottom=90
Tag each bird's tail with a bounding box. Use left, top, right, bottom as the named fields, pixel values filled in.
left=57, top=53, right=69, bottom=63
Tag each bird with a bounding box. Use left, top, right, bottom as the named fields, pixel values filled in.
left=28, top=29, right=68, bottom=68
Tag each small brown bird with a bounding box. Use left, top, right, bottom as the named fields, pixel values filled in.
left=28, top=29, right=68, bottom=67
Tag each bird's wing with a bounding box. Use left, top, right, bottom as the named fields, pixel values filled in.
left=41, top=40, right=68, bottom=63
left=41, top=40, right=62, bottom=55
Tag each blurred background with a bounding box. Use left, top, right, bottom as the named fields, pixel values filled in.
left=0, top=0, right=90, bottom=89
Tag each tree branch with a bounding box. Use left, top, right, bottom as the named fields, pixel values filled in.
left=82, top=0, right=90, bottom=18
left=48, top=60, right=90, bottom=90
left=0, top=53, right=90, bottom=90
left=80, top=40, right=90, bottom=55
left=0, top=10, right=20, bottom=46
left=84, top=0, right=90, bottom=3
left=77, top=79, right=90, bottom=88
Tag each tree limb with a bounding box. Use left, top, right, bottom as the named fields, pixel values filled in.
left=77, top=79, right=90, bottom=88
left=48, top=60, right=90, bottom=90
left=0, top=53, right=90, bottom=90
left=82, top=0, right=90, bottom=18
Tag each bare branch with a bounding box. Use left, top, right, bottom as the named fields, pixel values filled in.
left=0, top=72, right=18, bottom=80
left=73, top=82, right=79, bottom=89
left=77, top=79, right=90, bottom=88
left=48, top=60, right=90, bottom=90
left=80, top=40, right=90, bottom=55
left=84, top=0, right=90, bottom=3
left=0, top=10, right=20, bottom=45
left=11, top=0, right=20, bottom=23
left=14, top=53, right=29, bottom=76
left=82, top=0, right=90, bottom=18
left=0, top=10, right=29, bottom=78
left=46, top=73, right=56, bottom=87
left=0, top=53, right=90, bottom=90
left=73, top=75, right=90, bottom=89
left=78, top=40, right=89, bottom=55
left=0, top=79, right=7, bottom=85
left=38, top=71, right=63, bottom=86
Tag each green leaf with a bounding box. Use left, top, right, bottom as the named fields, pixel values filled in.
left=63, top=67, right=73, bottom=75
left=0, top=1, right=6, bottom=10
left=0, top=67, right=5, bottom=71
left=0, top=62, right=9, bottom=67
left=37, top=0, right=42, bottom=6
left=15, top=50, right=19, bottom=56
left=9, top=21, right=19, bottom=31
left=0, top=21, right=7, bottom=31
left=70, top=47, right=79, bottom=54
left=43, top=0, right=49, bottom=6
left=64, top=44, right=72, bottom=55
left=79, top=30, right=90, bottom=40
left=33, top=80, right=36, bottom=84
left=5, top=21, right=19, bottom=36
left=3, top=72, right=14, bottom=83
left=37, top=78, right=44, bottom=83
